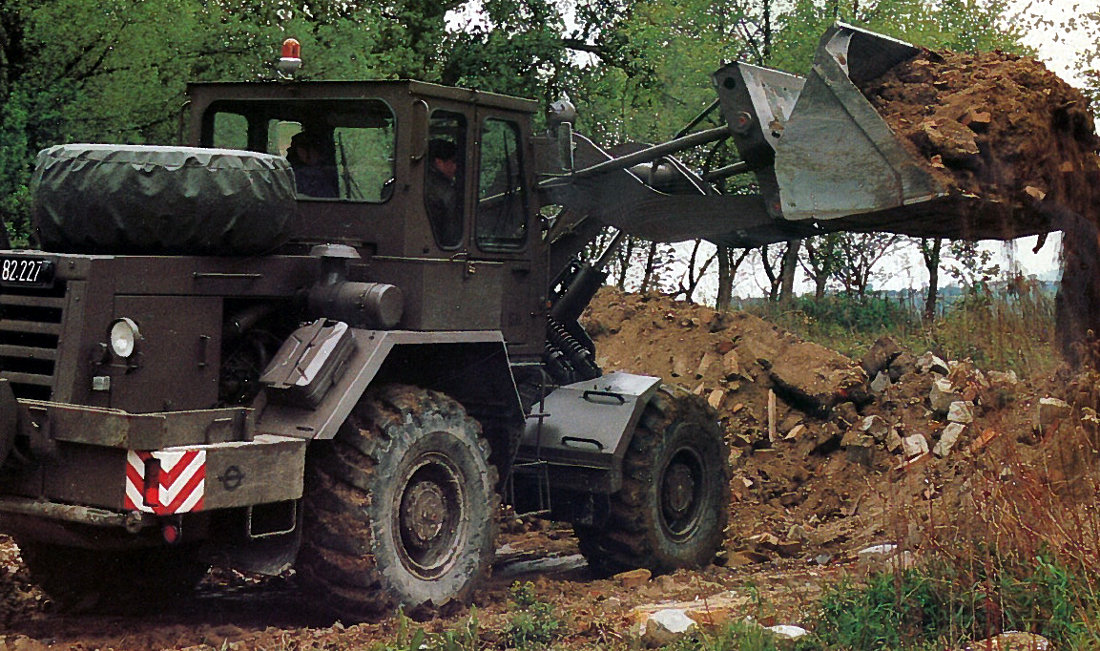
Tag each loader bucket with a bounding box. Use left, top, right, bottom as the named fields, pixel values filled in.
left=773, top=23, right=948, bottom=223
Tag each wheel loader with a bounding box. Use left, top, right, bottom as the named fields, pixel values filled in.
left=0, top=24, right=1077, bottom=618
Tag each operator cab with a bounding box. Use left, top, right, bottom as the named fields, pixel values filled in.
left=186, top=81, right=537, bottom=262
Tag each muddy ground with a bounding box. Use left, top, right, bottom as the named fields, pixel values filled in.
left=0, top=287, right=1093, bottom=650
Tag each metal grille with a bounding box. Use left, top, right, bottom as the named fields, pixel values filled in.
left=0, top=282, right=66, bottom=400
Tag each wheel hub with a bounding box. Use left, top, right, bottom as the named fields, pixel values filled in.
left=662, top=462, right=695, bottom=518
left=394, top=452, right=467, bottom=578
left=401, top=480, right=447, bottom=548
left=659, top=445, right=706, bottom=540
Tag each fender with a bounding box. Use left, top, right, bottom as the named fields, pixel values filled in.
left=254, top=326, right=525, bottom=442
left=517, top=372, right=661, bottom=494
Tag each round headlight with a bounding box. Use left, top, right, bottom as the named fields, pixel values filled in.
left=109, top=318, right=140, bottom=358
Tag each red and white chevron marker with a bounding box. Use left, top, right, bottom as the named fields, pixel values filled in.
left=124, top=449, right=206, bottom=514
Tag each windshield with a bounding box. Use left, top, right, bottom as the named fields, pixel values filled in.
left=203, top=99, right=395, bottom=202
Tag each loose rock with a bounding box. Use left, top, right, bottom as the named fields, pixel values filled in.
left=930, top=377, right=960, bottom=414
left=934, top=422, right=966, bottom=457
left=1033, top=397, right=1071, bottom=434
left=947, top=400, right=975, bottom=423
left=641, top=609, right=696, bottom=647
left=902, top=433, right=930, bottom=458
left=916, top=351, right=950, bottom=375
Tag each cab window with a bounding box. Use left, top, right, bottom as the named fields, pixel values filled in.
left=424, top=111, right=466, bottom=249
left=204, top=99, right=395, bottom=202
left=476, top=118, right=528, bottom=251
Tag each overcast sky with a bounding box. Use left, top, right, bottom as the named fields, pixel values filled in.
left=1015, top=0, right=1098, bottom=84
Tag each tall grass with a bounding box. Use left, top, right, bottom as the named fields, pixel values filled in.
left=746, top=282, right=1059, bottom=378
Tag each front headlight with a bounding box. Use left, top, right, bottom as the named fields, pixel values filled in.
left=109, top=318, right=140, bottom=358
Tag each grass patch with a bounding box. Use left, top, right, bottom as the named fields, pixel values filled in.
left=746, top=284, right=1059, bottom=378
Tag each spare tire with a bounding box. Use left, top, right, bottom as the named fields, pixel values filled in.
left=32, top=144, right=296, bottom=255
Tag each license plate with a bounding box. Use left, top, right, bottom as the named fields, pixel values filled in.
left=0, top=257, right=55, bottom=288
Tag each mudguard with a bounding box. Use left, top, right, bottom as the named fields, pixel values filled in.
left=518, top=372, right=661, bottom=493
left=255, top=327, right=524, bottom=440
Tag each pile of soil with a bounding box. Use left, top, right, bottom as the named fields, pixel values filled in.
left=581, top=287, right=1080, bottom=564
left=861, top=50, right=1100, bottom=219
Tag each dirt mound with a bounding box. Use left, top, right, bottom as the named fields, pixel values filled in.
left=861, top=50, right=1100, bottom=219
left=582, top=287, right=1070, bottom=564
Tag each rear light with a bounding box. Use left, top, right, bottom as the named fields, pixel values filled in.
left=162, top=523, right=181, bottom=544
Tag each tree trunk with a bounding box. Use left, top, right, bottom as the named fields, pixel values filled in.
left=716, top=246, right=732, bottom=310
left=640, top=240, right=659, bottom=292
left=923, top=238, right=942, bottom=320
left=616, top=235, right=635, bottom=289
left=779, top=239, right=800, bottom=304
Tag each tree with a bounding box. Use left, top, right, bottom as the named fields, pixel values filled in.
left=715, top=245, right=752, bottom=310
left=757, top=240, right=798, bottom=301
left=832, top=233, right=901, bottom=298
left=671, top=240, right=717, bottom=302
left=918, top=237, right=943, bottom=319
left=801, top=234, right=843, bottom=298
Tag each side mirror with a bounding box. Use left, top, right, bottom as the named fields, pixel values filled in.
left=177, top=100, right=191, bottom=146
left=410, top=99, right=429, bottom=164
left=557, top=122, right=575, bottom=174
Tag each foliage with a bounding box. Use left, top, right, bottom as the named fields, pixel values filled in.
left=925, top=279, right=1057, bottom=376
left=748, top=292, right=918, bottom=357
left=746, top=275, right=1059, bottom=377
left=816, top=558, right=1100, bottom=649
left=371, top=608, right=480, bottom=651
left=504, top=581, right=562, bottom=649
left=816, top=571, right=951, bottom=649
left=663, top=616, right=820, bottom=651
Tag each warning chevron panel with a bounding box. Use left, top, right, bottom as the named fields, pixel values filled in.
left=124, top=449, right=206, bottom=514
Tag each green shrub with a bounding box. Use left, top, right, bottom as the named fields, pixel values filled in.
left=371, top=609, right=480, bottom=651
left=504, top=581, right=562, bottom=649
left=743, top=284, right=1059, bottom=378
left=663, top=617, right=821, bottom=650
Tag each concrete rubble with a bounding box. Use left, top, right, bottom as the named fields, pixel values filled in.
left=934, top=422, right=966, bottom=457
left=1033, top=397, right=1071, bottom=434
left=902, top=433, right=930, bottom=458
left=947, top=400, right=975, bottom=423
left=930, top=377, right=961, bottom=414
left=965, top=632, right=1051, bottom=650
left=640, top=608, right=696, bottom=647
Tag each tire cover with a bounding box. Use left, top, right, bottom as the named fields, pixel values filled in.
left=32, top=144, right=296, bottom=255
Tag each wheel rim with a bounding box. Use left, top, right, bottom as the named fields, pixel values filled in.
left=659, top=443, right=706, bottom=541
left=394, top=451, right=467, bottom=579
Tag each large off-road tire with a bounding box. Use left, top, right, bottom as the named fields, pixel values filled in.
left=297, top=384, right=499, bottom=621
left=574, top=385, right=730, bottom=575
left=32, top=144, right=295, bottom=255
left=16, top=541, right=208, bottom=612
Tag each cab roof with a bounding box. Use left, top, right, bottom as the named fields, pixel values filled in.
left=186, top=79, right=539, bottom=114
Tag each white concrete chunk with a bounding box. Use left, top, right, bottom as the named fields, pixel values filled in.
left=929, top=378, right=959, bottom=414
left=902, top=433, right=929, bottom=458
left=947, top=400, right=975, bottom=423
left=1033, top=397, right=1071, bottom=433
left=642, top=609, right=697, bottom=647
left=934, top=422, right=966, bottom=457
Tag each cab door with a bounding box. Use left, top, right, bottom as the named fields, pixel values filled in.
left=470, top=109, right=546, bottom=357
